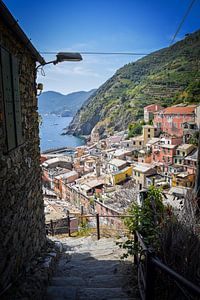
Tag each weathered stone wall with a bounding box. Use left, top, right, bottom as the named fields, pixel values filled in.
left=0, top=21, right=46, bottom=291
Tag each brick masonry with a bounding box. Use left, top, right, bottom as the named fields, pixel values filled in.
left=0, top=20, right=46, bottom=291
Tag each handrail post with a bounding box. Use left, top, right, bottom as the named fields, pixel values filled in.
left=67, top=210, right=71, bottom=237
left=145, top=250, right=155, bottom=300
left=81, top=205, right=84, bottom=227
left=50, top=219, right=54, bottom=236
left=96, top=213, right=100, bottom=240
left=67, top=215, right=71, bottom=237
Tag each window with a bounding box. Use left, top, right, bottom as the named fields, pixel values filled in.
left=139, top=141, right=142, bottom=145
left=1, top=46, right=23, bottom=151
left=148, top=128, right=150, bottom=132
left=133, top=141, right=135, bottom=145
left=148, top=134, right=151, bottom=138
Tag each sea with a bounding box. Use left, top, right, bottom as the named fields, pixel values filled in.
left=39, top=114, right=85, bottom=152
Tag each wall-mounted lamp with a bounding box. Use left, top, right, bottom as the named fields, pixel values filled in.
left=36, top=83, right=43, bottom=96
left=36, top=52, right=83, bottom=71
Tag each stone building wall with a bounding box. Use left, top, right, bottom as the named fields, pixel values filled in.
left=0, top=20, right=46, bottom=291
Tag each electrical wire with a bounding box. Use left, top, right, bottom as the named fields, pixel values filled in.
left=170, top=0, right=197, bottom=45
left=40, top=51, right=149, bottom=56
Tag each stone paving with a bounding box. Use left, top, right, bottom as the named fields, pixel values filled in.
left=46, top=236, right=139, bottom=300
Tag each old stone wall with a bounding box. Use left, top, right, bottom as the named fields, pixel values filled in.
left=0, top=21, right=46, bottom=291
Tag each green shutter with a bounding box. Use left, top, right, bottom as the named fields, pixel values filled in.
left=1, top=47, right=16, bottom=150
left=11, top=56, right=23, bottom=145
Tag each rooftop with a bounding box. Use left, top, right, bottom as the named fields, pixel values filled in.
left=146, top=138, right=160, bottom=145
left=42, top=157, right=71, bottom=168
left=177, top=144, right=195, bottom=151
left=108, top=158, right=127, bottom=167
left=55, top=170, right=78, bottom=180
left=114, top=149, right=132, bottom=156
left=161, top=106, right=196, bottom=115
left=133, top=163, right=155, bottom=173
left=161, top=144, right=177, bottom=149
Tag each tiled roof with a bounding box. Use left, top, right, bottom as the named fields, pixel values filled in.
left=144, top=104, right=163, bottom=111
left=162, top=106, right=196, bottom=115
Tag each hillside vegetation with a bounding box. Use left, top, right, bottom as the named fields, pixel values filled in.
left=67, top=30, right=200, bottom=137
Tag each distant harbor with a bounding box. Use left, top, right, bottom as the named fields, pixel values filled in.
left=39, top=114, right=85, bottom=152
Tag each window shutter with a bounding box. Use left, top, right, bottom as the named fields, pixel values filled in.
left=11, top=56, right=23, bottom=145
left=1, top=47, right=16, bottom=151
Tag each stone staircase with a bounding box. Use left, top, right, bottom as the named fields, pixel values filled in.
left=46, top=236, right=139, bottom=300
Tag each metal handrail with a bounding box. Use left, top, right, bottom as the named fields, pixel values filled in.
left=151, top=257, right=200, bottom=296
left=135, top=230, right=200, bottom=298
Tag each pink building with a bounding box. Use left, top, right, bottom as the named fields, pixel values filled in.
left=144, top=104, right=163, bottom=122
left=153, top=106, right=198, bottom=137
left=151, top=136, right=182, bottom=168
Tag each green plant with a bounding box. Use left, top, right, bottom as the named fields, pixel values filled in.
left=128, top=122, right=143, bottom=138
left=119, top=186, right=166, bottom=257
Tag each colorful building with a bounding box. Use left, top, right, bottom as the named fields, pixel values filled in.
left=133, top=163, right=157, bottom=190
left=112, top=166, right=133, bottom=185
left=173, top=144, right=196, bottom=166
left=154, top=105, right=199, bottom=137
left=172, top=172, right=195, bottom=188
left=144, top=104, right=163, bottom=123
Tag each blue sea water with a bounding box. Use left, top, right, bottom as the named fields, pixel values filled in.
left=39, top=114, right=85, bottom=152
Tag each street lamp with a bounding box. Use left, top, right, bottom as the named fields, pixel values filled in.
left=36, top=52, right=83, bottom=94
left=36, top=52, right=83, bottom=70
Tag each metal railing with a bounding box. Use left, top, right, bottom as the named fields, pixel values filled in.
left=134, top=231, right=200, bottom=300
left=46, top=213, right=131, bottom=238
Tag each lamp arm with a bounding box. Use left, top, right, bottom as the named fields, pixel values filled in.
left=36, top=60, right=57, bottom=71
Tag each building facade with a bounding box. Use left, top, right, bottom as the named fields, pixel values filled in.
left=0, top=3, right=46, bottom=292
left=154, top=105, right=199, bottom=137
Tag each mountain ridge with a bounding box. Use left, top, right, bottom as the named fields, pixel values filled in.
left=67, top=30, right=200, bottom=138
left=38, top=89, right=96, bottom=117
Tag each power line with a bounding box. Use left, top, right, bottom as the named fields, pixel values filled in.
left=40, top=51, right=149, bottom=56
left=170, top=0, right=197, bottom=45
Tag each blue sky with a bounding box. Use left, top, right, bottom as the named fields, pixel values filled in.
left=4, top=0, right=200, bottom=94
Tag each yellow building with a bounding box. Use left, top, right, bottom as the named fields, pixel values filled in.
left=131, top=125, right=156, bottom=149
left=112, top=166, right=133, bottom=185
left=172, top=172, right=195, bottom=188
left=142, top=125, right=155, bottom=145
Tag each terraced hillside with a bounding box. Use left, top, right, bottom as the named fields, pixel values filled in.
left=67, top=30, right=200, bottom=138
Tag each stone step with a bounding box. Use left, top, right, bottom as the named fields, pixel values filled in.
left=77, top=287, right=131, bottom=300
left=58, top=261, right=121, bottom=277
left=51, top=275, right=132, bottom=288
left=88, top=274, right=132, bottom=288
left=51, top=276, right=86, bottom=287
left=46, top=286, right=77, bottom=300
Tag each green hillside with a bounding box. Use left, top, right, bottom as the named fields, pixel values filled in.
left=67, top=30, right=200, bottom=138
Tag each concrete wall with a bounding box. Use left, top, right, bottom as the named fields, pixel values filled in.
left=0, top=20, right=45, bottom=291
